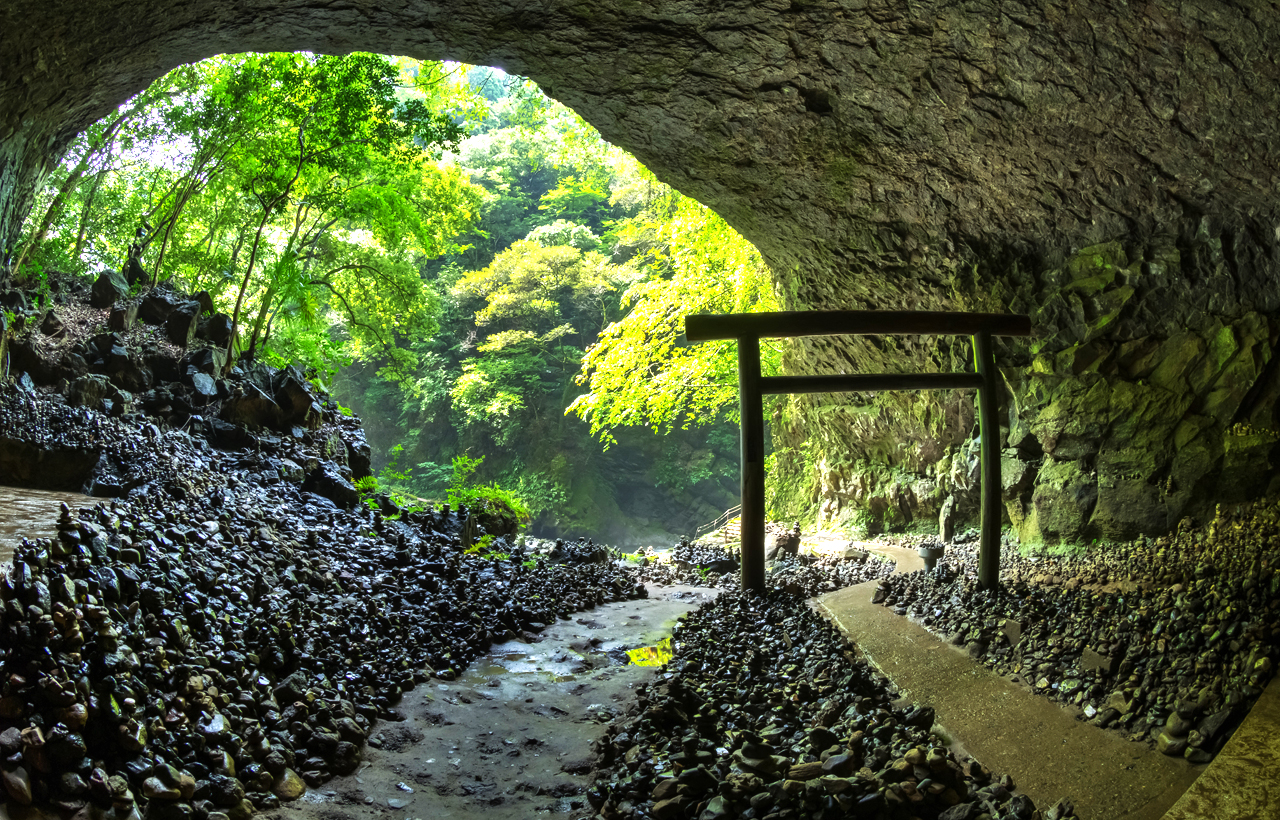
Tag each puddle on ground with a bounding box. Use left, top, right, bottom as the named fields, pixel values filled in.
left=0, top=485, right=96, bottom=563
left=458, top=638, right=591, bottom=684
left=626, top=637, right=673, bottom=667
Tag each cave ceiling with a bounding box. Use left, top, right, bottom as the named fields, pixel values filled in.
left=2, top=0, right=1278, bottom=292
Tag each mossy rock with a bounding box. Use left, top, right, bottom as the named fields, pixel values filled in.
left=1028, top=457, right=1097, bottom=544
left=1148, top=333, right=1205, bottom=392
left=1064, top=241, right=1128, bottom=282
left=1089, top=475, right=1171, bottom=539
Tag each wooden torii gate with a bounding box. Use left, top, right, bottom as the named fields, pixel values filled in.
left=683, top=310, right=1032, bottom=592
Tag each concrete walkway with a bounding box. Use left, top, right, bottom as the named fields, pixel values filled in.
left=1162, top=675, right=1280, bottom=820
left=815, top=567, right=1203, bottom=820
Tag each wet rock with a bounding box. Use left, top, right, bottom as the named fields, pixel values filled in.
left=91, top=270, right=130, bottom=308
left=220, top=384, right=281, bottom=429
left=271, top=770, right=305, bottom=801
left=165, top=301, right=200, bottom=347
left=2, top=765, right=33, bottom=804
left=591, top=589, right=1044, bottom=820
left=301, top=463, right=360, bottom=509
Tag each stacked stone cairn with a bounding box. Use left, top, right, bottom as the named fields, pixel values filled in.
left=589, top=589, right=1077, bottom=820
left=873, top=504, right=1280, bottom=764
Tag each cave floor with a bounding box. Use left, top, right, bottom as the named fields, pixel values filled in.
left=265, top=584, right=718, bottom=820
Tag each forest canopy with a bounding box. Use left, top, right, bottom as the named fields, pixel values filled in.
left=12, top=55, right=780, bottom=541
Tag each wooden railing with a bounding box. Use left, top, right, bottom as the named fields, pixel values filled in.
left=694, top=503, right=742, bottom=542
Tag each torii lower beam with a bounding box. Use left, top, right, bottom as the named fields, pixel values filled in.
left=684, top=310, right=1033, bottom=593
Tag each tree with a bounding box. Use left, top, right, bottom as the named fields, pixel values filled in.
left=568, top=177, right=779, bottom=446
left=218, top=52, right=464, bottom=370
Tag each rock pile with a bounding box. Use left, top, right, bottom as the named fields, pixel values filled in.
left=633, top=540, right=895, bottom=596
left=873, top=505, right=1280, bottom=764
left=767, top=553, right=897, bottom=599
left=589, top=589, right=1076, bottom=820
left=0, top=280, right=649, bottom=818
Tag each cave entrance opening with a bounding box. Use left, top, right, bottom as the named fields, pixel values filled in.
left=684, top=310, right=1032, bottom=592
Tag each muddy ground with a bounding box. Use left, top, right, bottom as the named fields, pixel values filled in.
left=270, top=584, right=718, bottom=820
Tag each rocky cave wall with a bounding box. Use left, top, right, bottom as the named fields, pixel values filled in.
left=1, top=0, right=1278, bottom=545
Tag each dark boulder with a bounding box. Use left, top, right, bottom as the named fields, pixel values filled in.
left=105, top=348, right=152, bottom=393
left=182, top=347, right=225, bottom=376
left=192, top=290, right=214, bottom=315
left=108, top=302, right=138, bottom=331
left=220, top=384, right=282, bottom=430
left=8, top=336, right=59, bottom=383
left=206, top=419, right=254, bottom=450
left=165, top=301, right=200, bottom=346
left=275, top=374, right=322, bottom=430
left=89, top=269, right=129, bottom=308
left=122, top=255, right=147, bottom=287
left=138, top=290, right=180, bottom=324
left=302, top=462, right=360, bottom=509
left=202, top=313, right=234, bottom=347
left=0, top=438, right=100, bottom=491
left=345, top=430, right=372, bottom=480
left=67, top=374, right=112, bottom=409
left=40, top=310, right=64, bottom=336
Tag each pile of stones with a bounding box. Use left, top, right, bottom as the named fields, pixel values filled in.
left=873, top=504, right=1280, bottom=763
left=0, top=282, right=648, bottom=819
left=589, top=589, right=1077, bottom=820
left=768, top=553, right=897, bottom=598
left=632, top=540, right=895, bottom=597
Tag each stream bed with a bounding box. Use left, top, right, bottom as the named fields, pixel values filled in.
left=276, top=584, right=718, bottom=820
left=0, top=484, right=94, bottom=563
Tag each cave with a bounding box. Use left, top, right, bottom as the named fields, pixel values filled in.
left=3, top=0, right=1277, bottom=544
left=1, top=5, right=1279, bottom=817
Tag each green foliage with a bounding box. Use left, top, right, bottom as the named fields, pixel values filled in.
left=445, top=455, right=532, bottom=525
left=568, top=180, right=780, bottom=445
left=18, top=52, right=486, bottom=385
left=325, top=70, right=758, bottom=540
left=525, top=219, right=601, bottom=251
left=379, top=444, right=414, bottom=485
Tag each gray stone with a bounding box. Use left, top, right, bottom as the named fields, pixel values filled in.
left=1081, top=646, right=1120, bottom=676
left=938, top=495, right=956, bottom=543
left=68, top=374, right=112, bottom=409
left=190, top=372, right=217, bottom=400
left=109, top=302, right=139, bottom=331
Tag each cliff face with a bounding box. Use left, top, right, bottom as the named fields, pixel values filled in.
left=1, top=0, right=1278, bottom=542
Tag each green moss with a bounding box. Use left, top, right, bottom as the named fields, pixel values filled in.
left=1207, top=323, right=1239, bottom=374
left=1064, top=241, right=1127, bottom=281
left=1149, top=333, right=1205, bottom=391
left=1084, top=285, right=1134, bottom=340
left=825, top=157, right=861, bottom=185
left=1062, top=270, right=1115, bottom=296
